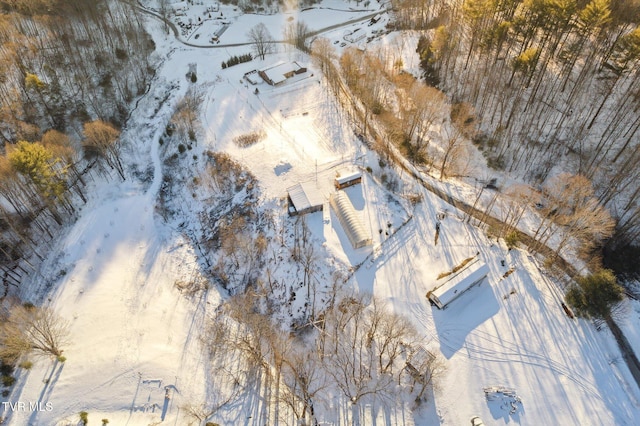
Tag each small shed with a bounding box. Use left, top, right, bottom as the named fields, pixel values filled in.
left=330, top=192, right=372, bottom=249
left=243, top=70, right=261, bottom=85
left=334, top=170, right=362, bottom=190
left=287, top=183, right=323, bottom=216
left=427, top=259, right=489, bottom=309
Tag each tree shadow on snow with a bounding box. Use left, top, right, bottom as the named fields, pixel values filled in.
left=28, top=359, right=65, bottom=425
left=211, top=369, right=266, bottom=426
left=505, top=251, right=640, bottom=424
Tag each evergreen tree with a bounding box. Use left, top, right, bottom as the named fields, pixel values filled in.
left=565, top=269, right=624, bottom=319
left=7, top=140, right=66, bottom=201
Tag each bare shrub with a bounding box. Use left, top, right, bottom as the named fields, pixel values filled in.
left=436, top=255, right=476, bottom=280
left=233, top=130, right=266, bottom=147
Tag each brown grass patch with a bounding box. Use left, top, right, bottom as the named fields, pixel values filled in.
left=234, top=130, right=266, bottom=147
left=437, top=256, right=476, bottom=280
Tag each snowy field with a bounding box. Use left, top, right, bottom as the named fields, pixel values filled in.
left=4, top=1, right=640, bottom=425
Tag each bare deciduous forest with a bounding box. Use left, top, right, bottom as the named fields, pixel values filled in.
left=388, top=0, right=640, bottom=277
left=0, top=0, right=154, bottom=291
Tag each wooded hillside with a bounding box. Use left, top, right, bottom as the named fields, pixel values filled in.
left=392, top=0, right=640, bottom=271
left=0, top=0, right=154, bottom=291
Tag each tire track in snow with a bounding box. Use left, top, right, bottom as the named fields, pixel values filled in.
left=437, top=326, right=604, bottom=402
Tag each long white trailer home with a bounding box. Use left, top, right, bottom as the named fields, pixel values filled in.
left=428, top=260, right=489, bottom=309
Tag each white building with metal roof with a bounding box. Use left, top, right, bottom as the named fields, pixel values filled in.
left=427, top=259, right=489, bottom=309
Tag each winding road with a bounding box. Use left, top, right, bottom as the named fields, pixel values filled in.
left=129, top=1, right=384, bottom=49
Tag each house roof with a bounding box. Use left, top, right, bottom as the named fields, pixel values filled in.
left=431, top=259, right=489, bottom=307
left=287, top=182, right=323, bottom=212
left=261, top=61, right=303, bottom=85
left=336, top=170, right=362, bottom=185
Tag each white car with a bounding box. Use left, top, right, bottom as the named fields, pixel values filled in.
left=471, top=416, right=484, bottom=426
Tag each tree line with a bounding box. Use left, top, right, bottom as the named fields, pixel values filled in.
left=195, top=290, right=443, bottom=426
left=390, top=0, right=640, bottom=263
left=0, top=0, right=154, bottom=290
left=221, top=53, right=252, bottom=69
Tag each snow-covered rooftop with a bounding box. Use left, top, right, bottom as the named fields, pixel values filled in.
left=330, top=191, right=372, bottom=249
left=335, top=170, right=362, bottom=186
left=429, top=259, right=489, bottom=308
left=287, top=182, right=324, bottom=214
left=260, top=61, right=305, bottom=85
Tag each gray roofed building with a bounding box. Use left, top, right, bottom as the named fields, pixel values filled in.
left=287, top=182, right=323, bottom=216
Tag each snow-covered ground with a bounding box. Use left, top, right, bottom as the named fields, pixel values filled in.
left=150, top=0, right=388, bottom=47
left=4, top=1, right=640, bottom=425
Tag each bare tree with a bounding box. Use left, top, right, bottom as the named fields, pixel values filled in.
left=405, top=346, right=446, bottom=402
left=530, top=173, right=614, bottom=258
left=247, top=23, right=275, bottom=60
left=171, top=86, right=204, bottom=145
left=290, top=216, right=318, bottom=318
left=553, top=176, right=615, bottom=259
left=216, top=215, right=266, bottom=289
left=280, top=346, right=326, bottom=426
left=498, top=184, right=536, bottom=237
left=401, top=82, right=443, bottom=143
left=0, top=304, right=70, bottom=362
left=82, top=120, right=124, bottom=180
left=320, top=293, right=417, bottom=424
left=158, top=0, right=171, bottom=34
left=41, top=129, right=87, bottom=202
left=213, top=293, right=286, bottom=424
left=439, top=128, right=464, bottom=180
left=181, top=363, right=246, bottom=426
left=311, top=38, right=337, bottom=91
left=400, top=81, right=445, bottom=163
left=284, top=20, right=310, bottom=52
left=367, top=298, right=418, bottom=375
left=181, top=402, right=216, bottom=426
left=202, top=288, right=443, bottom=424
